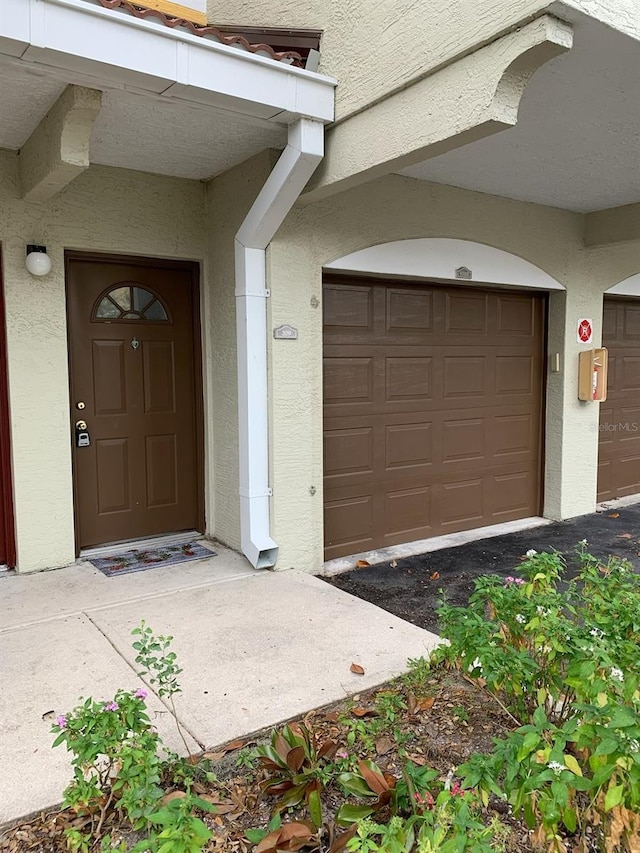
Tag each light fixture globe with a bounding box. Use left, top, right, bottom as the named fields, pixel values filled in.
left=25, top=245, right=52, bottom=277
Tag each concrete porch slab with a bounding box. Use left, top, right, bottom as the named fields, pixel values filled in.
left=0, top=549, right=439, bottom=828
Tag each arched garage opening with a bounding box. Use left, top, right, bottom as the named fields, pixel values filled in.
left=322, top=239, right=564, bottom=561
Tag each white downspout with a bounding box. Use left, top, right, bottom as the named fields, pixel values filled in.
left=235, top=118, right=324, bottom=569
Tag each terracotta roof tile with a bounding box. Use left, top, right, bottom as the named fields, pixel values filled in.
left=97, top=0, right=306, bottom=66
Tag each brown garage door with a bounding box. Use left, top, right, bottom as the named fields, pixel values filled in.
left=323, top=277, right=545, bottom=560
left=598, top=297, right=640, bottom=501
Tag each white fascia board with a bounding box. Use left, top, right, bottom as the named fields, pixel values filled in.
left=1, top=0, right=335, bottom=123
left=0, top=0, right=30, bottom=56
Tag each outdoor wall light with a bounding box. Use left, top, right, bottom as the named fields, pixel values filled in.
left=25, top=244, right=52, bottom=277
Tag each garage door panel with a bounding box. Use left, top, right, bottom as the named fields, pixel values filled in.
left=323, top=283, right=373, bottom=332
left=384, top=485, right=432, bottom=539
left=324, top=427, right=374, bottom=478
left=323, top=357, right=374, bottom=406
left=386, top=288, right=433, bottom=332
left=324, top=278, right=544, bottom=558
left=495, top=355, right=535, bottom=396
left=497, top=293, right=537, bottom=336
left=438, top=478, right=484, bottom=528
left=324, top=491, right=374, bottom=559
left=620, top=356, right=640, bottom=392
left=623, top=304, right=640, bottom=339
left=445, top=291, right=489, bottom=334
left=491, top=471, right=534, bottom=516
left=385, top=422, right=432, bottom=471
left=599, top=298, right=640, bottom=501
left=441, top=417, right=485, bottom=464
left=443, top=356, right=486, bottom=398
left=385, top=356, right=432, bottom=402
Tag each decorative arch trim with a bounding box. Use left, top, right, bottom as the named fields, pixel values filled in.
left=606, top=274, right=640, bottom=297
left=325, top=238, right=565, bottom=291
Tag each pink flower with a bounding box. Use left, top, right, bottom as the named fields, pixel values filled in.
left=55, top=715, right=67, bottom=729
left=134, top=688, right=148, bottom=700
left=336, top=749, right=348, bottom=759
left=450, top=781, right=465, bottom=797
left=104, top=701, right=119, bottom=712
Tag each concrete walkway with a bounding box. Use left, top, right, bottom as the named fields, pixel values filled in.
left=0, top=543, right=439, bottom=826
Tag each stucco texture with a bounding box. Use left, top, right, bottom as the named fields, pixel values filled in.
left=209, top=0, right=556, bottom=122
left=261, top=173, right=640, bottom=573
left=0, top=152, right=205, bottom=572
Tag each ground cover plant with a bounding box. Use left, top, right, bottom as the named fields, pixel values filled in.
left=1, top=544, right=639, bottom=853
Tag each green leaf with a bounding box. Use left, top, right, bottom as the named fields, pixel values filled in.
left=308, top=788, right=322, bottom=828
left=604, top=784, right=625, bottom=812
left=335, top=803, right=377, bottom=825
left=563, top=754, right=582, bottom=777
left=245, top=828, right=268, bottom=844
left=563, top=807, right=577, bottom=834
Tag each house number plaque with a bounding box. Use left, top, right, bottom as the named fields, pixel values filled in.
left=274, top=324, right=298, bottom=340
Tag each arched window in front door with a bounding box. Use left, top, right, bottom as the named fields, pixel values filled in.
left=92, top=283, right=170, bottom=322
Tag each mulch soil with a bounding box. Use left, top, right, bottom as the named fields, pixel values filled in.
left=324, top=503, right=640, bottom=634
left=0, top=668, right=532, bottom=852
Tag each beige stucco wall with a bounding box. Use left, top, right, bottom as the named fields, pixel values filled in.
left=211, top=0, right=560, bottom=122
left=204, top=149, right=279, bottom=554
left=257, top=172, right=640, bottom=572
left=0, top=151, right=206, bottom=572
left=210, top=1, right=634, bottom=123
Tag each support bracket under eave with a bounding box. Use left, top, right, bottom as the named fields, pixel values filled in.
left=19, top=85, right=102, bottom=203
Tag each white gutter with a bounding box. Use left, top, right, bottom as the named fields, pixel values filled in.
left=235, top=118, right=324, bottom=568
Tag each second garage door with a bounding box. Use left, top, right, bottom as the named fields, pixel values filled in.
left=598, top=297, right=640, bottom=501
left=323, top=277, right=545, bottom=560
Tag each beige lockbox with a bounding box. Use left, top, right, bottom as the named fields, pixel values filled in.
left=578, top=348, right=608, bottom=402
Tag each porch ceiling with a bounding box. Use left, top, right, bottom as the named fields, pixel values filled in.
left=399, top=10, right=640, bottom=213
left=0, top=59, right=286, bottom=180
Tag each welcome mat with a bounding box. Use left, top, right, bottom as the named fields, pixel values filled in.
left=89, top=541, right=215, bottom=577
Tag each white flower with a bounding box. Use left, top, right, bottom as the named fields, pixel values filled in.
left=526, top=549, right=537, bottom=558
left=548, top=761, right=566, bottom=775
left=469, top=657, right=483, bottom=673
left=579, top=539, right=588, bottom=546
left=628, top=739, right=639, bottom=753
left=610, top=667, right=624, bottom=683
left=590, top=628, right=603, bottom=638
left=516, top=614, right=526, bottom=624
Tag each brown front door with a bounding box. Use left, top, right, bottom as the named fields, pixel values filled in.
left=323, top=277, right=545, bottom=560
left=66, top=254, right=203, bottom=550
left=598, top=297, right=640, bottom=501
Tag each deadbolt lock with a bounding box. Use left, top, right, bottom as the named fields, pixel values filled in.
left=76, top=401, right=86, bottom=410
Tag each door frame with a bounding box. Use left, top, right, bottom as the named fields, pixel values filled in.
left=64, top=250, right=205, bottom=555
left=0, top=249, right=16, bottom=568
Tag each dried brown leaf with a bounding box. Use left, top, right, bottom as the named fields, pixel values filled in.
left=350, top=663, right=365, bottom=675
left=356, top=560, right=370, bottom=568
left=375, top=736, right=394, bottom=756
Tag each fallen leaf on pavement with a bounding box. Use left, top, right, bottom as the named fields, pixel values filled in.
left=619, top=533, right=632, bottom=539
left=390, top=560, right=398, bottom=568
left=350, top=663, right=365, bottom=675
left=430, top=572, right=440, bottom=581
left=356, top=560, right=370, bottom=567
left=609, top=513, right=620, bottom=518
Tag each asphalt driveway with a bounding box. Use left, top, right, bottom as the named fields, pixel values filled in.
left=323, top=503, right=640, bottom=634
